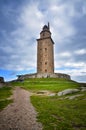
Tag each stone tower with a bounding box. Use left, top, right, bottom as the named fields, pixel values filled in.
left=17, top=23, right=71, bottom=80
left=37, top=23, right=54, bottom=74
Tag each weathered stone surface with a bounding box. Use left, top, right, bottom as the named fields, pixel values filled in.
left=36, top=90, right=50, bottom=96
left=17, top=73, right=71, bottom=80
left=81, top=87, right=86, bottom=89
left=65, top=94, right=84, bottom=100
left=37, top=24, right=54, bottom=74
left=81, top=89, right=86, bottom=92
left=58, top=89, right=79, bottom=96
left=32, top=91, right=56, bottom=96
left=0, top=77, right=4, bottom=83
left=81, top=87, right=86, bottom=92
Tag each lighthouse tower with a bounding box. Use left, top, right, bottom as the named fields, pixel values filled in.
left=17, top=23, right=71, bottom=80
left=37, top=23, right=54, bottom=74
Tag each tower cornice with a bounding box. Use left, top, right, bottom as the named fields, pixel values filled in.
left=40, top=30, right=51, bottom=34
left=37, top=37, right=54, bottom=44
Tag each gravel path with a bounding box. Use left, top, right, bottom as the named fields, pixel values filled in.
left=0, top=87, right=42, bottom=130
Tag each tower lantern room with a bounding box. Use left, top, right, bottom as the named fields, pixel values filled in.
left=40, top=23, right=51, bottom=38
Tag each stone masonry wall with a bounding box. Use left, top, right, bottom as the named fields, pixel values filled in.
left=17, top=73, right=71, bottom=80
left=37, top=38, right=54, bottom=74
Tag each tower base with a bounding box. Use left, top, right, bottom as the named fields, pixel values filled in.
left=17, top=73, right=71, bottom=80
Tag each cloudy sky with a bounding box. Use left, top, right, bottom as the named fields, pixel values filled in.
left=0, top=0, right=86, bottom=82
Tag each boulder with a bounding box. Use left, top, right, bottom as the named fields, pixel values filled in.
left=58, top=89, right=79, bottom=96
left=81, top=89, right=86, bottom=92
left=81, top=87, right=86, bottom=92
left=67, top=94, right=84, bottom=100
left=81, top=87, right=86, bottom=89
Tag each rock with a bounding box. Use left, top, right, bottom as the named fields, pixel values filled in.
left=36, top=90, right=50, bottom=95
left=81, top=89, right=86, bottom=92
left=81, top=87, right=86, bottom=92
left=58, top=89, right=79, bottom=96
left=48, top=93, right=56, bottom=96
left=0, top=77, right=4, bottom=83
left=68, top=94, right=84, bottom=100
left=81, top=87, right=86, bottom=89
left=36, top=91, right=56, bottom=96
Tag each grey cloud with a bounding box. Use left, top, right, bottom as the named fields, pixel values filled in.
left=73, top=75, right=86, bottom=82
left=0, top=0, right=86, bottom=82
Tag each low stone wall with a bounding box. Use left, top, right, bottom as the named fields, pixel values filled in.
left=0, top=77, right=4, bottom=83
left=0, top=77, right=5, bottom=88
left=17, top=73, right=71, bottom=80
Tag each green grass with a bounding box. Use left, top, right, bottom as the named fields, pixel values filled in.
left=0, top=100, right=13, bottom=111
left=12, top=78, right=80, bottom=92
left=0, top=87, right=13, bottom=110
left=11, top=78, right=86, bottom=129
left=31, top=94, right=86, bottom=130
left=0, top=87, right=12, bottom=99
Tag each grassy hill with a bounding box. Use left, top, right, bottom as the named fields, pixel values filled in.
left=0, top=78, right=86, bottom=130
left=11, top=78, right=86, bottom=130
left=12, top=78, right=80, bottom=92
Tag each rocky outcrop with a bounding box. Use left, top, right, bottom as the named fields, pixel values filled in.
left=81, top=87, right=86, bottom=92
left=58, top=89, right=79, bottom=96
left=65, top=94, right=84, bottom=100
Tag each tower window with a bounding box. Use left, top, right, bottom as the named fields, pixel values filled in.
left=45, top=62, right=47, bottom=65
left=43, top=33, right=45, bottom=36
left=45, top=48, right=47, bottom=51
left=45, top=69, right=47, bottom=72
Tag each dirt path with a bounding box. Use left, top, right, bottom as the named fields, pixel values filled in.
left=0, top=87, right=42, bottom=130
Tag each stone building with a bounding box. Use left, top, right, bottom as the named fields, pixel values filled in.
left=0, top=77, right=4, bottom=83
left=37, top=23, right=54, bottom=74
left=17, top=23, right=71, bottom=80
